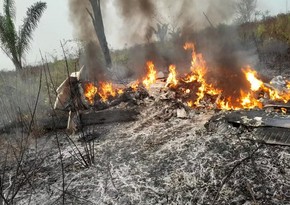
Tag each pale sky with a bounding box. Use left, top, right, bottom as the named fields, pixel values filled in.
left=0, top=0, right=288, bottom=70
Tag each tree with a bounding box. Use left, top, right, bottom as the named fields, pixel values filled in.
left=87, top=0, right=112, bottom=68
left=235, top=0, right=257, bottom=24
left=0, top=0, right=47, bottom=70
left=148, top=23, right=169, bottom=42
left=154, top=23, right=169, bottom=42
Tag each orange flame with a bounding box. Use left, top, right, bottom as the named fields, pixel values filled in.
left=83, top=81, right=124, bottom=104
left=183, top=42, right=221, bottom=106
left=84, top=83, right=98, bottom=104
left=142, top=61, right=157, bottom=89
left=176, top=46, right=266, bottom=110
left=187, top=101, right=193, bottom=107
left=166, top=65, right=178, bottom=87
left=98, top=82, right=117, bottom=102
left=287, top=81, right=290, bottom=89
left=83, top=42, right=290, bottom=110
left=130, top=80, right=140, bottom=91
left=240, top=90, right=263, bottom=109
left=218, top=99, right=234, bottom=110
left=242, top=66, right=290, bottom=103
left=242, top=66, right=264, bottom=91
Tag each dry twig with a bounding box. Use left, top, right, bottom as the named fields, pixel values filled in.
left=212, top=144, right=263, bottom=205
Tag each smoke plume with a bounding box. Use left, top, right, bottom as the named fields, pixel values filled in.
left=68, top=0, right=106, bottom=82
left=68, top=0, right=259, bottom=96
left=112, top=0, right=236, bottom=43
left=113, top=0, right=155, bottom=44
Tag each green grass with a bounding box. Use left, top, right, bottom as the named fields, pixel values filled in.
left=239, top=13, right=290, bottom=45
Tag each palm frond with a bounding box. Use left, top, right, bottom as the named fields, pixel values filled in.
left=3, top=0, right=16, bottom=19
left=0, top=15, right=17, bottom=59
left=18, top=1, right=47, bottom=57
left=0, top=15, right=11, bottom=57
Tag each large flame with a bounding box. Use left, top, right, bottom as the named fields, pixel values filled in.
left=98, top=82, right=117, bottom=102
left=183, top=42, right=221, bottom=106
left=242, top=66, right=290, bottom=103
left=242, top=66, right=264, bottom=91
left=83, top=82, right=123, bottom=104
left=84, top=83, right=98, bottom=104
left=166, top=65, right=178, bottom=87
left=142, top=61, right=157, bottom=89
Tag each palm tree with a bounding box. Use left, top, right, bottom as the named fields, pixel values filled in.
left=0, top=0, right=47, bottom=70
left=88, top=0, right=112, bottom=68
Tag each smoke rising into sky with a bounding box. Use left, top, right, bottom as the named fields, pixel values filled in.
left=68, top=0, right=107, bottom=81
left=0, top=0, right=287, bottom=70
left=105, top=0, right=236, bottom=45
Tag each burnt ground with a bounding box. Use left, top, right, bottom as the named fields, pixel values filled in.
left=1, top=40, right=290, bottom=204
left=2, top=94, right=288, bottom=205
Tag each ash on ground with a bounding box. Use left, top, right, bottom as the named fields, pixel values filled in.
left=3, top=96, right=290, bottom=205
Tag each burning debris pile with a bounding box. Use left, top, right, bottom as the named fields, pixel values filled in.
left=7, top=46, right=290, bottom=205
left=53, top=41, right=290, bottom=146
left=65, top=42, right=290, bottom=113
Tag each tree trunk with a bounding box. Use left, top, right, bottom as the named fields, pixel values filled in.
left=1, top=47, right=23, bottom=70
left=12, top=58, right=22, bottom=70
left=38, top=108, right=139, bottom=131
left=89, top=0, right=112, bottom=69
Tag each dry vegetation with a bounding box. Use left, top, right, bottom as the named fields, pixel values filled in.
left=0, top=14, right=290, bottom=204
left=1, top=98, right=289, bottom=204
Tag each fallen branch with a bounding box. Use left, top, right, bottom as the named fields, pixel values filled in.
left=211, top=145, right=262, bottom=205
left=38, top=108, right=139, bottom=131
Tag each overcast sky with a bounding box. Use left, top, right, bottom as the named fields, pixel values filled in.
left=0, top=0, right=288, bottom=70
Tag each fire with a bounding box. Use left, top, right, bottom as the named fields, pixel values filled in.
left=184, top=43, right=207, bottom=76
left=183, top=42, right=221, bottom=106
left=268, top=88, right=290, bottom=103
left=187, top=101, right=193, bottom=107
left=117, top=89, right=124, bottom=95
left=218, top=99, right=234, bottom=110
left=83, top=42, right=290, bottom=111
left=83, top=81, right=124, bottom=104
left=287, top=81, right=290, bottom=89
left=84, top=83, right=98, bottom=104
left=142, top=61, right=157, bottom=89
left=242, top=66, right=290, bottom=103
left=242, top=67, right=264, bottom=91
left=240, top=90, right=263, bottom=109
left=82, top=61, right=157, bottom=105
left=98, top=82, right=117, bottom=102
left=130, top=80, right=140, bottom=91
left=166, top=65, right=178, bottom=87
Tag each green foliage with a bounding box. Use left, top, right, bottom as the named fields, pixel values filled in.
left=256, top=24, right=265, bottom=38
left=0, top=0, right=47, bottom=70
left=47, top=59, right=78, bottom=87
left=254, top=14, right=290, bottom=45
left=111, top=49, right=129, bottom=65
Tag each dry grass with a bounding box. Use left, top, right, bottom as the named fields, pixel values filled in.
left=3, top=99, right=288, bottom=205
left=1, top=20, right=290, bottom=203
left=0, top=59, right=77, bottom=129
